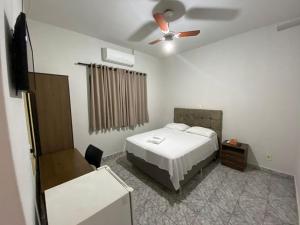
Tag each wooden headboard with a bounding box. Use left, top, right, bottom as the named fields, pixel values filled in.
left=174, top=108, right=223, bottom=141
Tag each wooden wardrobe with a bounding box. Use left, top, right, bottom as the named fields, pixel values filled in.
left=29, top=73, right=74, bottom=155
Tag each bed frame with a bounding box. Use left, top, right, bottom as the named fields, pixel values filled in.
left=126, top=108, right=223, bottom=191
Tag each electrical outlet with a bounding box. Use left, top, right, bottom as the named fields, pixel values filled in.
left=266, top=154, right=272, bottom=161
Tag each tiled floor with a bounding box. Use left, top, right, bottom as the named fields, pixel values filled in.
left=102, top=153, right=299, bottom=225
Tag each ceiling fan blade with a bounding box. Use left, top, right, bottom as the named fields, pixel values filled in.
left=186, top=8, right=239, bottom=21
left=177, top=30, right=200, bottom=38
left=153, top=13, right=169, bottom=33
left=148, top=39, right=163, bottom=45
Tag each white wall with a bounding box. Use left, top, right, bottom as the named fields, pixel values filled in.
left=0, top=0, right=35, bottom=225
left=296, top=144, right=300, bottom=224
left=161, top=24, right=300, bottom=175
left=0, top=46, right=26, bottom=225
left=27, top=20, right=165, bottom=157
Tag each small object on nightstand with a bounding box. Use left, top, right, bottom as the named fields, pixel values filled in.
left=227, top=138, right=238, bottom=146
left=221, top=140, right=249, bottom=171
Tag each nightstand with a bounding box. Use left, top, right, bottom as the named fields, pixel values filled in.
left=221, top=141, right=249, bottom=171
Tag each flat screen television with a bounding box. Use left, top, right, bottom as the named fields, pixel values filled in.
left=12, top=12, right=29, bottom=91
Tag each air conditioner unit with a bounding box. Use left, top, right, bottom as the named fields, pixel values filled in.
left=102, top=48, right=135, bottom=67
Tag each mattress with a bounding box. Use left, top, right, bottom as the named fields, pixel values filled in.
left=125, top=127, right=219, bottom=190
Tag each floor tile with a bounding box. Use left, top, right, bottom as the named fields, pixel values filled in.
left=165, top=202, right=196, bottom=225
left=182, top=191, right=207, bottom=213
left=268, top=194, right=298, bottom=224
left=110, top=164, right=132, bottom=180
left=209, top=181, right=241, bottom=214
left=263, top=208, right=289, bottom=225
left=234, top=191, right=267, bottom=225
left=193, top=179, right=217, bottom=200
left=193, top=201, right=231, bottom=225
left=188, top=167, right=226, bottom=202
left=270, top=175, right=296, bottom=198
left=149, top=190, right=175, bottom=213
left=226, top=169, right=248, bottom=188
left=137, top=200, right=176, bottom=225
left=228, top=205, right=252, bottom=225
left=125, top=175, right=148, bottom=190
left=245, top=170, right=271, bottom=199
left=201, top=165, right=227, bottom=189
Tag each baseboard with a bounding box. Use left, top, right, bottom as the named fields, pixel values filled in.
left=248, top=163, right=294, bottom=179
left=102, top=151, right=124, bottom=161
left=295, top=177, right=300, bottom=224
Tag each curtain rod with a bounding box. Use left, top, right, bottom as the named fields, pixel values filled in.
left=75, top=62, right=146, bottom=75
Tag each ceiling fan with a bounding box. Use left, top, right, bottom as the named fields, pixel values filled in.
left=149, top=10, right=200, bottom=45
left=129, top=0, right=239, bottom=44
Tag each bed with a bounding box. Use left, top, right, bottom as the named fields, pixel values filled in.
left=125, top=108, right=223, bottom=191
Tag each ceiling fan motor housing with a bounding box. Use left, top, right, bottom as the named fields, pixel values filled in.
left=164, top=9, right=175, bottom=19
left=163, top=32, right=176, bottom=41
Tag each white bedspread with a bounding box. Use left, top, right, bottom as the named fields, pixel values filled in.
left=125, top=127, right=219, bottom=190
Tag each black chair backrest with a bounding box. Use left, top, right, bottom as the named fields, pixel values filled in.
left=85, top=145, right=103, bottom=168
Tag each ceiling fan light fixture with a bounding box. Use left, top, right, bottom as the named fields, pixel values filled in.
left=163, top=41, right=174, bottom=53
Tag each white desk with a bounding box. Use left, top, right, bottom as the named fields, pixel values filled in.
left=45, top=166, right=133, bottom=225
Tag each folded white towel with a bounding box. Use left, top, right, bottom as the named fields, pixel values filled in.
left=147, top=136, right=165, bottom=144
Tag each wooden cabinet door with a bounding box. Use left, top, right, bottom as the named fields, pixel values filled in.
left=29, top=73, right=74, bottom=154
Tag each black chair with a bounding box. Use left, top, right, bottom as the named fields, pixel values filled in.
left=85, top=145, right=103, bottom=169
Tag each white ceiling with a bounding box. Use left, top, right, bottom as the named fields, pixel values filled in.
left=25, top=0, right=300, bottom=57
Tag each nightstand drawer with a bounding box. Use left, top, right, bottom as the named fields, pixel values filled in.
left=222, top=146, right=245, bottom=154
left=221, top=151, right=245, bottom=163
left=221, top=158, right=245, bottom=171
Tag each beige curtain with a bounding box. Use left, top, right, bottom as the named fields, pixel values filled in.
left=89, top=64, right=149, bottom=132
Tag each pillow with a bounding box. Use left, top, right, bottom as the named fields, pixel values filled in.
left=186, top=126, right=216, bottom=138
left=165, top=123, right=190, bottom=131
